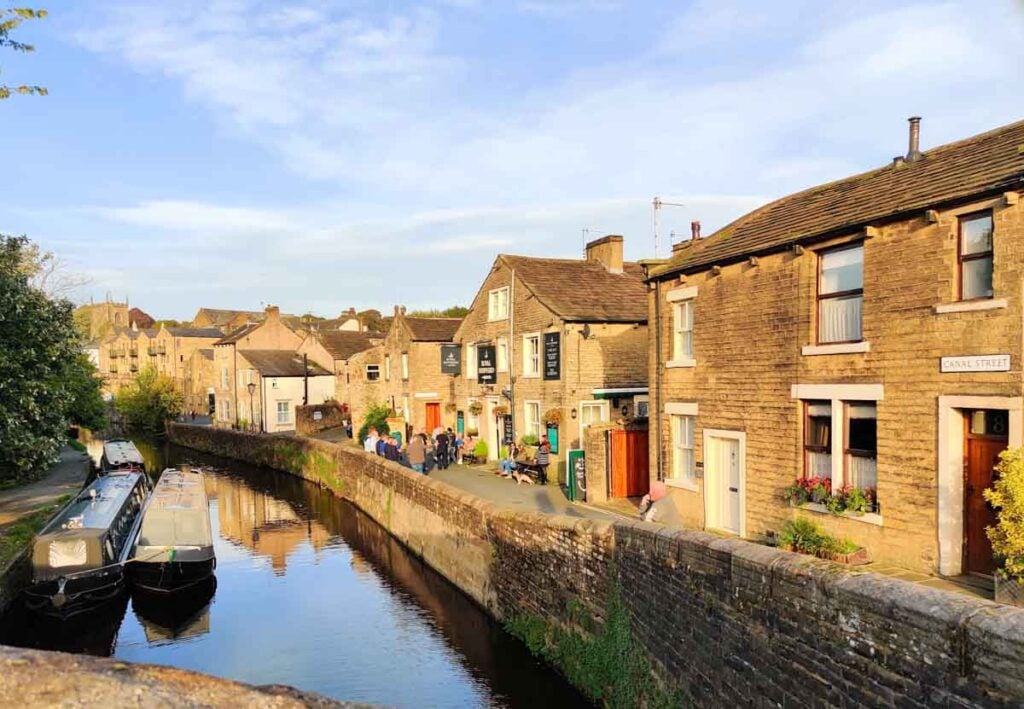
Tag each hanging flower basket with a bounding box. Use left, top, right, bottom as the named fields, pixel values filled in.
left=468, top=401, right=483, bottom=416
left=492, top=404, right=509, bottom=417
left=543, top=408, right=561, bottom=426
left=444, top=402, right=457, bottom=413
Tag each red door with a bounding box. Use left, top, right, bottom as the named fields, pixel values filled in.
left=610, top=430, right=650, bottom=498
left=964, top=416, right=1006, bottom=575
left=425, top=402, right=441, bottom=432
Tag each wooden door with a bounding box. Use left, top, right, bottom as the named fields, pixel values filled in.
left=610, top=430, right=650, bottom=498
left=425, top=402, right=441, bottom=432
left=964, top=437, right=1004, bottom=575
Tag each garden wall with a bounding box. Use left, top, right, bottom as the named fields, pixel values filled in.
left=295, top=404, right=346, bottom=436
left=168, top=423, right=1024, bottom=707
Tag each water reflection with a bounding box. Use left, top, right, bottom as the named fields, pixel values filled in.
left=2, top=442, right=589, bottom=707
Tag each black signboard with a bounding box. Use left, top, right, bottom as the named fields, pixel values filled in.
left=502, top=415, right=514, bottom=445
left=543, top=332, right=561, bottom=380
left=441, top=344, right=461, bottom=375
left=477, top=345, right=497, bottom=385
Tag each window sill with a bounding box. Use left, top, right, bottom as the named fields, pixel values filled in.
left=666, top=358, right=696, bottom=369
left=664, top=478, right=699, bottom=492
left=487, top=316, right=509, bottom=323
left=798, top=502, right=883, bottom=527
left=933, top=298, right=1007, bottom=314
left=521, top=373, right=540, bottom=379
left=801, top=342, right=870, bottom=356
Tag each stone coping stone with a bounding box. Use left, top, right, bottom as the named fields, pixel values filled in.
left=0, top=646, right=367, bottom=708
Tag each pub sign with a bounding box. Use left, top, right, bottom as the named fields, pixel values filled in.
left=543, top=332, right=561, bottom=381
left=478, top=344, right=497, bottom=385
left=502, top=415, right=514, bottom=445
left=441, top=344, right=461, bottom=375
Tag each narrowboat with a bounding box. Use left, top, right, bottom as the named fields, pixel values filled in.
left=100, top=438, right=146, bottom=473
left=129, top=467, right=215, bottom=593
left=25, top=470, right=150, bottom=618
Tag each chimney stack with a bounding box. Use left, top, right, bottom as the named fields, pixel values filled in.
left=265, top=304, right=280, bottom=320
left=906, top=116, right=922, bottom=163
left=584, top=234, right=624, bottom=274
left=690, top=220, right=701, bottom=241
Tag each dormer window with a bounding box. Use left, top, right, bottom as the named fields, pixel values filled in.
left=817, top=244, right=863, bottom=344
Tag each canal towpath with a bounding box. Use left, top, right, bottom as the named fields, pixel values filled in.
left=0, top=445, right=90, bottom=528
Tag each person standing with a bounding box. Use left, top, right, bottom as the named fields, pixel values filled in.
left=364, top=427, right=379, bottom=454
left=535, top=436, right=551, bottom=484
left=407, top=433, right=427, bottom=473
left=435, top=429, right=450, bottom=470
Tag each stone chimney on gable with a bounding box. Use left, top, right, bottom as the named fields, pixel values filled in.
left=585, top=234, right=624, bottom=274
left=265, top=305, right=281, bottom=321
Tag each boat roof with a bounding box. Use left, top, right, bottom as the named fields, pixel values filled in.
left=137, top=469, right=213, bottom=549
left=103, top=439, right=145, bottom=466
left=42, top=472, right=146, bottom=534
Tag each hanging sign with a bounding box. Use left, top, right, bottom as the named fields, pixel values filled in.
left=940, top=354, right=1010, bottom=373
left=478, top=345, right=497, bottom=385
left=502, top=415, right=514, bottom=445
left=441, top=344, right=462, bottom=375
left=543, top=332, right=561, bottom=381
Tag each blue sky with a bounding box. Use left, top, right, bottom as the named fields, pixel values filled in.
left=2, top=0, right=1023, bottom=319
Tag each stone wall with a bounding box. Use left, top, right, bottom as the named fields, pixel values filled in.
left=168, top=423, right=1024, bottom=707
left=295, top=403, right=346, bottom=435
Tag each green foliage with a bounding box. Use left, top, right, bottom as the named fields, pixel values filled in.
left=473, top=439, right=488, bottom=459
left=64, top=353, right=107, bottom=431
left=66, top=438, right=86, bottom=453
left=1, top=8, right=48, bottom=100
left=357, top=401, right=391, bottom=443
left=0, top=494, right=66, bottom=568
left=0, top=235, right=89, bottom=484
left=985, top=447, right=1024, bottom=580
left=505, top=590, right=681, bottom=708
left=406, top=305, right=469, bottom=318
left=113, top=366, right=183, bottom=435
left=779, top=517, right=859, bottom=558
left=520, top=433, right=540, bottom=446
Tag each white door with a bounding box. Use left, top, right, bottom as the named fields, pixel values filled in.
left=579, top=401, right=609, bottom=447
left=707, top=434, right=742, bottom=535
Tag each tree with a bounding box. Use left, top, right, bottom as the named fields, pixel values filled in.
left=1, top=8, right=47, bottom=100
left=407, top=305, right=469, bottom=318
left=114, top=366, right=183, bottom=435
left=18, top=240, right=91, bottom=298
left=0, top=234, right=83, bottom=483
left=357, top=402, right=392, bottom=444
left=65, top=353, right=107, bottom=432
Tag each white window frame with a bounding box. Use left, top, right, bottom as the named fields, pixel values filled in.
left=669, top=414, right=697, bottom=491
left=276, top=401, right=291, bottom=425
left=578, top=400, right=609, bottom=446
left=466, top=343, right=477, bottom=380
left=220, top=365, right=229, bottom=389
left=522, top=333, right=540, bottom=378
left=366, top=364, right=380, bottom=381
left=666, top=286, right=696, bottom=368
left=488, top=287, right=510, bottom=321
left=524, top=400, right=542, bottom=440
left=496, top=337, right=508, bottom=373
left=401, top=352, right=409, bottom=380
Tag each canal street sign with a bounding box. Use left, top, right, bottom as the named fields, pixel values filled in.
left=940, top=354, right=1011, bottom=373
left=441, top=345, right=461, bottom=375
left=543, top=332, right=561, bottom=380
left=477, top=345, right=497, bottom=385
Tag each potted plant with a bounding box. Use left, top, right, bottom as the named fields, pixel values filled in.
left=543, top=408, right=562, bottom=426
left=445, top=402, right=457, bottom=413
left=492, top=404, right=509, bottom=417
left=783, top=479, right=809, bottom=507
left=807, top=476, right=831, bottom=503
left=985, top=448, right=1024, bottom=606
left=466, top=427, right=479, bottom=437
left=468, top=401, right=483, bottom=416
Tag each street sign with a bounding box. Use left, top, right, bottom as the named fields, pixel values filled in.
left=543, top=332, right=561, bottom=380
left=940, top=354, right=1010, bottom=373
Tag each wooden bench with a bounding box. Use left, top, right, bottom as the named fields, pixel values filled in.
left=513, top=458, right=547, bottom=484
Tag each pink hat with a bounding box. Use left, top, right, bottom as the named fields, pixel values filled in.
left=649, top=481, right=668, bottom=502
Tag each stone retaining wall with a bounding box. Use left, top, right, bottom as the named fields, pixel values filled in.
left=295, top=403, right=346, bottom=436
left=168, top=423, right=1024, bottom=707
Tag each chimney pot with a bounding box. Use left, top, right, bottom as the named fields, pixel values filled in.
left=265, top=305, right=280, bottom=319
left=906, top=116, right=922, bottom=162
left=690, top=220, right=701, bottom=240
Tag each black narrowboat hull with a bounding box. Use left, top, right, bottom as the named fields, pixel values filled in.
left=128, top=558, right=216, bottom=594
left=23, top=566, right=127, bottom=619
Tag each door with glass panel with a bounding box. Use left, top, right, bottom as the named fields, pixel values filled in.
left=579, top=401, right=608, bottom=448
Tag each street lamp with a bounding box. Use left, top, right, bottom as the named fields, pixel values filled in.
left=247, top=382, right=256, bottom=433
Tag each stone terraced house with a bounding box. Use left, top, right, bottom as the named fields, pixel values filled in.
left=452, top=235, right=648, bottom=480
left=644, top=117, right=1024, bottom=577
left=347, top=308, right=461, bottom=437
left=298, top=329, right=383, bottom=414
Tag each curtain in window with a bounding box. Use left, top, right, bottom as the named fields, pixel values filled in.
left=847, top=455, right=877, bottom=488
left=819, top=295, right=862, bottom=343
left=807, top=452, right=831, bottom=477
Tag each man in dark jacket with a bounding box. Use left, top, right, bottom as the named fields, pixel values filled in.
left=435, top=430, right=450, bottom=470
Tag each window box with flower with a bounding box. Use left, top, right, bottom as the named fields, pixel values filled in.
left=783, top=477, right=881, bottom=526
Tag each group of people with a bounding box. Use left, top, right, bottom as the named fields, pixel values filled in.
left=497, top=436, right=551, bottom=485
left=363, top=426, right=470, bottom=474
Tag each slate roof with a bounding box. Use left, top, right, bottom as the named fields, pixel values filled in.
left=651, top=118, right=1024, bottom=279
left=167, top=327, right=225, bottom=338
left=404, top=317, right=462, bottom=342
left=193, top=308, right=265, bottom=327
left=499, top=255, right=648, bottom=323
left=215, top=323, right=262, bottom=346
left=238, top=350, right=332, bottom=377
left=318, top=331, right=378, bottom=360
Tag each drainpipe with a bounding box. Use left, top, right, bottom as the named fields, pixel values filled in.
left=654, top=279, right=664, bottom=480
left=509, top=269, right=516, bottom=447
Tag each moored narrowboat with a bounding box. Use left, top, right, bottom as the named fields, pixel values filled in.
left=129, top=467, right=215, bottom=593
left=100, top=438, right=146, bottom=473
left=25, top=471, right=151, bottom=618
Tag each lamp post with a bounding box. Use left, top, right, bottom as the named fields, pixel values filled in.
left=247, top=382, right=256, bottom=433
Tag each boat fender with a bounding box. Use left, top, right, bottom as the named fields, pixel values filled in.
left=51, top=577, right=68, bottom=609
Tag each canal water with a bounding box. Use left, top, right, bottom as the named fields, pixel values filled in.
left=0, top=440, right=589, bottom=708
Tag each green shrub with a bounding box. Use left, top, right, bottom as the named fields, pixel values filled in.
left=985, top=447, right=1024, bottom=580
left=780, top=517, right=859, bottom=558
left=67, top=438, right=86, bottom=453
left=113, top=366, right=183, bottom=435
left=520, top=433, right=540, bottom=446
left=357, top=402, right=392, bottom=444
left=473, top=440, right=488, bottom=459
